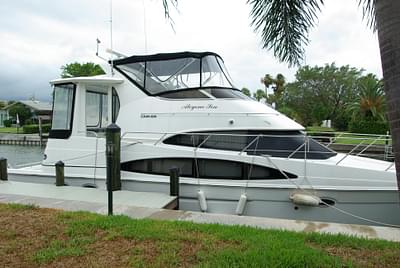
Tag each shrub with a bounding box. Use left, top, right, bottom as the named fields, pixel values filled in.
left=3, top=119, right=12, bottom=127
left=348, top=118, right=389, bottom=134
left=22, top=124, right=51, bottom=134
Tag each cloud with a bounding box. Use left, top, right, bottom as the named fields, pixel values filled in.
left=0, top=0, right=382, bottom=101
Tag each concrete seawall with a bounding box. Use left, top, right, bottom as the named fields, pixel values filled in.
left=0, top=133, right=47, bottom=146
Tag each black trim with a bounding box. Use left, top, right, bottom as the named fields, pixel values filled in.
left=49, top=83, right=76, bottom=139
left=155, top=86, right=241, bottom=97
left=113, top=51, right=222, bottom=65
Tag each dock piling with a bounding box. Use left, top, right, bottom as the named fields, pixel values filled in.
left=55, top=161, right=65, bottom=186
left=0, top=158, right=8, bottom=181
left=106, top=123, right=121, bottom=216
left=169, top=167, right=180, bottom=209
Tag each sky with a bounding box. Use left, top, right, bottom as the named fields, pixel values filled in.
left=0, top=0, right=381, bottom=101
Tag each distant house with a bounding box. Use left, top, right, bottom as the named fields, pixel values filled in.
left=0, top=100, right=52, bottom=127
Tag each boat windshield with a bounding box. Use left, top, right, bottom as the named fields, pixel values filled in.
left=114, top=52, right=236, bottom=95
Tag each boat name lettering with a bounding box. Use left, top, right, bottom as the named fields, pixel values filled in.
left=182, top=104, right=218, bottom=111
left=141, top=114, right=157, bottom=118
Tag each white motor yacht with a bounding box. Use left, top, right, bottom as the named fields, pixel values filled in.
left=9, top=51, right=399, bottom=226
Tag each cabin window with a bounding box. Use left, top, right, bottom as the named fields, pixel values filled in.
left=121, top=158, right=297, bottom=180
left=112, top=87, right=120, bottom=123
left=49, top=83, right=75, bottom=139
left=85, top=85, right=109, bottom=130
left=197, top=159, right=243, bottom=179
left=201, top=56, right=234, bottom=88
left=163, top=131, right=337, bottom=160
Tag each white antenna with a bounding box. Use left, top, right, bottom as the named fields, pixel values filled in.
left=142, top=0, right=148, bottom=53
left=110, top=0, right=114, bottom=75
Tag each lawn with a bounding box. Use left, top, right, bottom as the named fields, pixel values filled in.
left=306, top=127, right=392, bottom=146
left=0, top=203, right=399, bottom=267
left=0, top=127, right=20, bottom=134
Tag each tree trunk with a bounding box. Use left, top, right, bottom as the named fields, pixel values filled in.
left=376, top=0, right=400, bottom=189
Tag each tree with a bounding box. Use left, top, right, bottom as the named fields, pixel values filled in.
left=283, top=63, right=362, bottom=128
left=253, top=89, right=266, bottom=101
left=8, top=103, right=32, bottom=126
left=241, top=87, right=251, bottom=97
left=348, top=74, right=386, bottom=121
left=61, top=62, right=105, bottom=78
left=261, top=73, right=286, bottom=106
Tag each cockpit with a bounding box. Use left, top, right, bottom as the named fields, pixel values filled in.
left=113, top=51, right=250, bottom=99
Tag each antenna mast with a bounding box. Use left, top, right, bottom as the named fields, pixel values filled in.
left=110, top=0, right=114, bottom=76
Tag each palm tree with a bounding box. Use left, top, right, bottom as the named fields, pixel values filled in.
left=247, top=0, right=400, bottom=187
left=261, top=73, right=286, bottom=104
left=348, top=74, right=386, bottom=121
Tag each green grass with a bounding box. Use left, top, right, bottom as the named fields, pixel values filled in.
left=0, top=127, right=19, bottom=133
left=306, top=126, right=336, bottom=132
left=333, top=133, right=391, bottom=146
left=2, top=204, right=400, bottom=267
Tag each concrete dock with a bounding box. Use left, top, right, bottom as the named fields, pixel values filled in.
left=0, top=180, right=399, bottom=242
left=0, top=181, right=177, bottom=210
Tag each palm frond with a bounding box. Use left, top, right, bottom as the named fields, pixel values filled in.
left=247, top=0, right=324, bottom=66
left=358, top=0, right=376, bottom=31
left=162, top=0, right=179, bottom=30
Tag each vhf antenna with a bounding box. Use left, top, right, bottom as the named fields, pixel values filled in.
left=109, top=0, right=114, bottom=76
left=96, top=0, right=127, bottom=72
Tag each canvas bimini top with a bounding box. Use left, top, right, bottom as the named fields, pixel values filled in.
left=112, top=51, right=244, bottom=98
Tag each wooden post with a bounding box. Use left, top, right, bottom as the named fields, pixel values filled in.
left=55, top=161, right=65, bottom=186
left=106, top=123, right=121, bottom=216
left=0, top=158, right=8, bottom=181
left=169, top=167, right=180, bottom=210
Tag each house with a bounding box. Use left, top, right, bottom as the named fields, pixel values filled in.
left=0, top=100, right=52, bottom=127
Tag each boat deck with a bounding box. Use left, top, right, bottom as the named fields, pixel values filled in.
left=0, top=181, right=177, bottom=211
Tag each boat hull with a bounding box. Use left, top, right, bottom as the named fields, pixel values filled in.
left=8, top=170, right=400, bottom=227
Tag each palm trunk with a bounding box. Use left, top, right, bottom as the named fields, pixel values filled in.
left=376, top=0, right=400, bottom=189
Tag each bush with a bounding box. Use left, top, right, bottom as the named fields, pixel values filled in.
left=348, top=118, right=389, bottom=134
left=22, top=124, right=51, bottom=134
left=3, top=119, right=12, bottom=127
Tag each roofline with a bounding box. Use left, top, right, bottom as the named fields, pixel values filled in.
left=2, top=101, right=52, bottom=111
left=112, top=51, right=222, bottom=65
left=50, top=76, right=124, bottom=85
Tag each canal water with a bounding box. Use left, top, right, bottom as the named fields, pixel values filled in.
left=0, top=145, right=44, bottom=167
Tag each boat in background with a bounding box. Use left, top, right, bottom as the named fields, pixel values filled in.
left=9, top=51, right=399, bottom=226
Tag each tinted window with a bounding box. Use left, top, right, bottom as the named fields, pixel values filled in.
left=197, top=159, right=243, bottom=179
left=160, top=89, right=210, bottom=99
left=121, top=158, right=193, bottom=177
left=164, top=131, right=337, bottom=159
left=121, top=158, right=297, bottom=180
left=112, top=88, right=120, bottom=123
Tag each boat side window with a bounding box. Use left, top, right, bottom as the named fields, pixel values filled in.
left=49, top=83, right=75, bottom=139
left=163, top=131, right=337, bottom=159
left=86, top=85, right=109, bottom=131
left=118, top=62, right=145, bottom=88
left=202, top=56, right=234, bottom=88
left=112, top=87, right=120, bottom=123
left=121, top=158, right=297, bottom=180
left=197, top=159, right=243, bottom=179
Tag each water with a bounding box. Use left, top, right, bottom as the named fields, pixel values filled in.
left=0, top=145, right=44, bottom=167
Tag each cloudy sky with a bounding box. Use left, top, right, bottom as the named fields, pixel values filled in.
left=0, top=0, right=381, bottom=101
